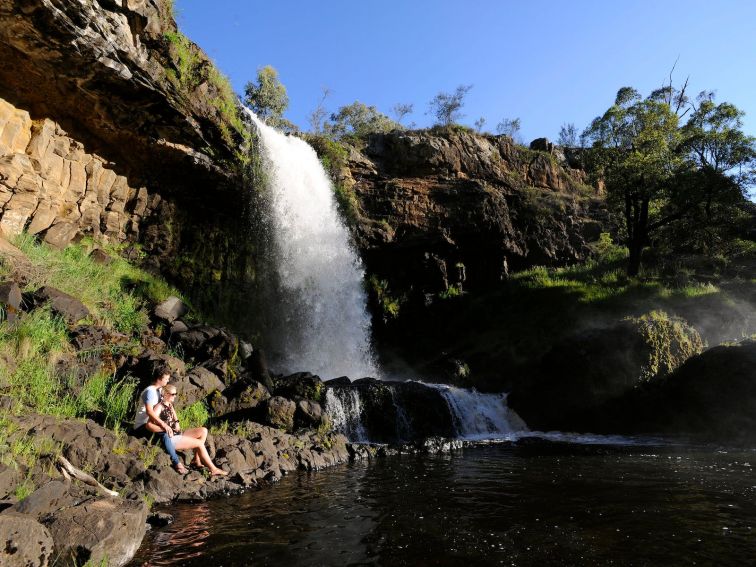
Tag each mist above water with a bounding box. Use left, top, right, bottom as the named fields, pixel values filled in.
left=247, top=111, right=378, bottom=379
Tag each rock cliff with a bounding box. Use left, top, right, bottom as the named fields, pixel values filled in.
left=0, top=0, right=257, bottom=324
left=339, top=128, right=606, bottom=295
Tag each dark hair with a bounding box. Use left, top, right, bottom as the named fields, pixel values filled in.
left=153, top=366, right=171, bottom=381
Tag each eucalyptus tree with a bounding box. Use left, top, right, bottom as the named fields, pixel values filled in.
left=244, top=65, right=289, bottom=123
left=325, top=101, right=400, bottom=139
left=428, top=85, right=472, bottom=126
left=583, top=87, right=755, bottom=275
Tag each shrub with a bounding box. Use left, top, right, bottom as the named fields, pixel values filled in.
left=177, top=401, right=210, bottom=429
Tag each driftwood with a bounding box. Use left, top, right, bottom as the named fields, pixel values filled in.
left=56, top=455, right=119, bottom=497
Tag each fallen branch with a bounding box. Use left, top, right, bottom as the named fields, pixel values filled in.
left=56, top=455, right=119, bottom=498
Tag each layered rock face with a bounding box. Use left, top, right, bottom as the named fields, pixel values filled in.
left=0, top=98, right=159, bottom=247
left=343, top=129, right=605, bottom=294
left=0, top=0, right=258, bottom=325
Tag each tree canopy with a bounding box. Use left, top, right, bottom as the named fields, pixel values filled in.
left=244, top=65, right=289, bottom=124
left=428, top=85, right=472, bottom=126
left=324, top=101, right=400, bottom=139
left=583, top=86, right=756, bottom=275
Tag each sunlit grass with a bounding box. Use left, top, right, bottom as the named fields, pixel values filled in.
left=13, top=233, right=180, bottom=334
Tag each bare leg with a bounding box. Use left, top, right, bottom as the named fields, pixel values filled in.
left=182, top=427, right=208, bottom=466
left=172, top=436, right=227, bottom=476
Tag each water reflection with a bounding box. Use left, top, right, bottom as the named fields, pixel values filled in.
left=131, top=443, right=756, bottom=566
left=136, top=503, right=212, bottom=566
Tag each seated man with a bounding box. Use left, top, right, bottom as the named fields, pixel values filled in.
left=133, top=366, right=187, bottom=474
left=154, top=384, right=227, bottom=476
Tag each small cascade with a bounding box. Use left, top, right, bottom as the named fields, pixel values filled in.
left=324, top=387, right=368, bottom=442
left=324, top=380, right=528, bottom=443
left=433, top=384, right=528, bottom=440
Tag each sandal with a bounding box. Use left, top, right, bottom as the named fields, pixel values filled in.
left=173, top=462, right=188, bottom=474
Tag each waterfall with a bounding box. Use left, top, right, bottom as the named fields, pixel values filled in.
left=324, top=388, right=368, bottom=442
left=431, top=384, right=528, bottom=440
left=246, top=110, right=378, bottom=379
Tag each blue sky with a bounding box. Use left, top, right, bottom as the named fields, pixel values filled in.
left=177, top=0, right=756, bottom=143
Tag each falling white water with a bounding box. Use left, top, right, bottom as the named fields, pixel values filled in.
left=325, top=388, right=368, bottom=442
left=430, top=384, right=528, bottom=440
left=247, top=110, right=378, bottom=379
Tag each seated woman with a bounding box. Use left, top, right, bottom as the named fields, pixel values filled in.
left=154, top=385, right=228, bottom=476
left=133, top=367, right=187, bottom=474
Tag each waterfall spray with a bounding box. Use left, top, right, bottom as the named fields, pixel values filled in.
left=246, top=110, right=378, bottom=379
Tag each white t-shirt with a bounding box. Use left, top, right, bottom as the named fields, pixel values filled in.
left=134, top=385, right=160, bottom=429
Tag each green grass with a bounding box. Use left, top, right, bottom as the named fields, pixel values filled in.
left=177, top=401, right=210, bottom=429
left=13, top=233, right=179, bottom=334
left=0, top=233, right=180, bottom=423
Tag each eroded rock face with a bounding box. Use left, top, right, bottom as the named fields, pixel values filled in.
left=0, top=2, right=262, bottom=328
left=341, top=129, right=606, bottom=295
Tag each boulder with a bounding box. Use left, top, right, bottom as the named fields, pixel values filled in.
left=0, top=464, right=20, bottom=500
left=274, top=372, right=324, bottom=402
left=529, top=137, right=554, bottom=153
left=32, top=286, right=89, bottom=325
left=629, top=340, right=756, bottom=442
left=0, top=281, right=22, bottom=323
left=264, top=396, right=296, bottom=432
left=88, top=248, right=113, bottom=265
left=509, top=311, right=705, bottom=430
left=44, top=496, right=148, bottom=567
left=153, top=296, right=189, bottom=324
left=173, top=367, right=225, bottom=407
left=295, top=400, right=323, bottom=429
left=0, top=512, right=55, bottom=567
left=172, top=324, right=237, bottom=362
left=211, top=379, right=271, bottom=420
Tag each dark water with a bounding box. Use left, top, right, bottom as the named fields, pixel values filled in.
left=131, top=440, right=756, bottom=566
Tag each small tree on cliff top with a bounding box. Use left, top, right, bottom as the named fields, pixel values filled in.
left=244, top=65, right=289, bottom=123
left=324, top=101, right=400, bottom=139
left=428, top=84, right=472, bottom=126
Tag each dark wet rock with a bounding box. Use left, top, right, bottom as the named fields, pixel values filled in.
left=325, top=376, right=351, bottom=386
left=147, top=511, right=174, bottom=528
left=274, top=372, right=324, bottom=402
left=32, top=286, right=89, bottom=325
left=508, top=312, right=704, bottom=430
left=169, top=319, right=189, bottom=335
left=172, top=325, right=238, bottom=366
left=210, top=378, right=270, bottom=420
left=0, top=512, right=54, bottom=567
left=265, top=396, right=296, bottom=432
left=89, top=248, right=113, bottom=265
left=0, top=281, right=22, bottom=323
left=154, top=296, right=189, bottom=324
left=295, top=400, right=323, bottom=429
left=331, top=379, right=454, bottom=443
left=605, top=339, right=756, bottom=442
left=248, top=349, right=274, bottom=391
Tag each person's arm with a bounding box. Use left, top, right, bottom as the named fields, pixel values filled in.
left=145, top=392, right=173, bottom=437
left=171, top=406, right=181, bottom=433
